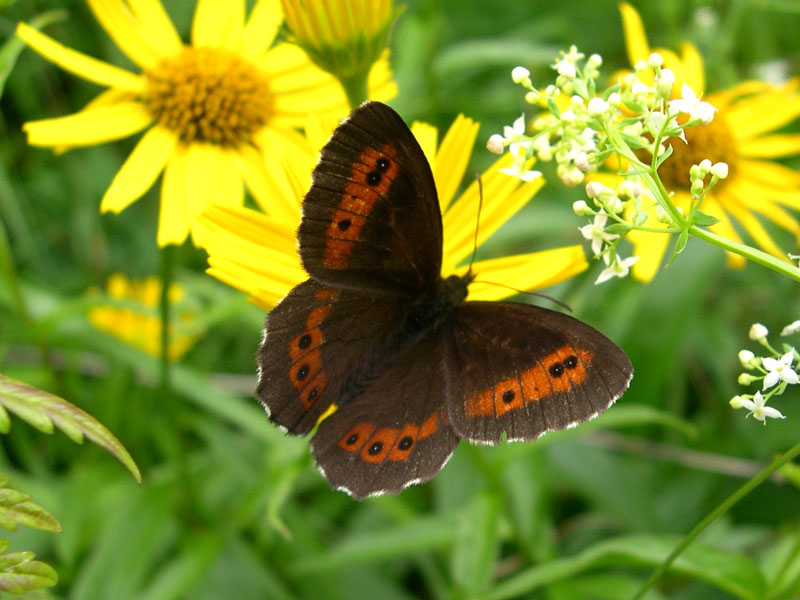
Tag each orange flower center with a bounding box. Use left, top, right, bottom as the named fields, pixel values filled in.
left=144, top=48, right=272, bottom=147
left=657, top=112, right=738, bottom=192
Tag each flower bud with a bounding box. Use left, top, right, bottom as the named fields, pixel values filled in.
left=486, top=134, right=505, bottom=154
left=512, top=66, right=530, bottom=83
left=710, top=162, right=729, bottom=179
left=738, top=350, right=757, bottom=368
left=749, top=323, right=769, bottom=341
left=729, top=395, right=745, bottom=409
left=738, top=373, right=758, bottom=385
left=573, top=200, right=590, bottom=215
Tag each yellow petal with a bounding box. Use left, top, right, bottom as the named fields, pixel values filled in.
left=442, top=154, right=543, bottom=270
left=724, top=201, right=788, bottom=259
left=738, top=134, right=800, bottom=158
left=738, top=158, right=800, bottom=190
left=619, top=2, right=650, bottom=66
left=192, top=0, right=245, bottom=49
left=724, top=184, right=800, bottom=238
left=87, top=0, right=161, bottom=69
left=464, top=246, right=588, bottom=301
left=16, top=22, right=144, bottom=92
left=727, top=90, right=800, bottom=140
left=678, top=42, right=705, bottom=94
left=241, top=0, right=282, bottom=59
left=410, top=121, right=438, bottom=168
left=24, top=102, right=153, bottom=147
left=625, top=205, right=671, bottom=282
left=101, top=125, right=177, bottom=213
left=433, top=115, right=479, bottom=212
left=158, top=146, right=191, bottom=246
left=128, top=0, right=183, bottom=58
left=252, top=127, right=313, bottom=222
left=53, top=88, right=136, bottom=154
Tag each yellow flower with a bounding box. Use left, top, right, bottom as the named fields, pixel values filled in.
left=281, top=0, right=395, bottom=77
left=198, top=113, right=587, bottom=309
left=606, top=2, right=800, bottom=281
left=88, top=274, right=196, bottom=360
left=16, top=0, right=396, bottom=247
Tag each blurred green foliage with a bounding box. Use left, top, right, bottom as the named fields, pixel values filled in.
left=1, top=1, right=799, bottom=598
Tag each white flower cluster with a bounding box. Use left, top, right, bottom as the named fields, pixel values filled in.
left=730, top=321, right=799, bottom=423
left=488, top=47, right=723, bottom=285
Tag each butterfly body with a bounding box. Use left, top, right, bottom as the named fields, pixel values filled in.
left=257, top=102, right=632, bottom=499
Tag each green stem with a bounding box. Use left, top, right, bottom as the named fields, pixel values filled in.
left=632, top=440, right=800, bottom=600
left=338, top=70, right=369, bottom=109
left=159, top=244, right=176, bottom=392
left=689, top=226, right=800, bottom=282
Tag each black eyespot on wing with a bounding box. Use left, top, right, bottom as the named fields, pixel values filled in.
left=548, top=363, right=564, bottom=378
left=366, top=171, right=381, bottom=186
left=368, top=441, right=383, bottom=455
left=398, top=436, right=413, bottom=450
left=502, top=390, right=515, bottom=403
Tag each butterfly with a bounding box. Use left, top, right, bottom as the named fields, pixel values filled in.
left=257, top=101, right=633, bottom=499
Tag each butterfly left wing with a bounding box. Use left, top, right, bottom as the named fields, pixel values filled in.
left=443, top=302, right=632, bottom=444
left=310, top=332, right=459, bottom=499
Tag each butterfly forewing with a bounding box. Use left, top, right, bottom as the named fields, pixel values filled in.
left=298, top=102, right=443, bottom=294
left=443, top=302, right=633, bottom=444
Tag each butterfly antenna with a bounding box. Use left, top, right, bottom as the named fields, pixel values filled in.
left=471, top=280, right=574, bottom=313
left=466, top=173, right=483, bottom=281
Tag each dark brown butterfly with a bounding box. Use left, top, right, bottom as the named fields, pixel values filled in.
left=257, top=101, right=633, bottom=499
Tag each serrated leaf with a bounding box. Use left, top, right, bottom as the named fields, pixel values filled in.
left=0, top=489, right=61, bottom=534
left=692, top=211, right=720, bottom=227
left=0, top=374, right=141, bottom=483
left=0, top=9, right=67, bottom=97
left=0, top=552, right=58, bottom=593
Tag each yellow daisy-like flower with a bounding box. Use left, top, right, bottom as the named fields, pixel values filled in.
left=88, top=274, right=196, bottom=360
left=198, top=113, right=587, bottom=309
left=16, top=0, right=396, bottom=247
left=604, top=3, right=800, bottom=281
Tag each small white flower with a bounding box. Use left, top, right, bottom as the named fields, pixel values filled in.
left=556, top=60, right=576, bottom=79
left=587, top=97, right=609, bottom=116
left=762, top=350, right=799, bottom=389
left=574, top=151, right=592, bottom=172
left=596, top=255, right=639, bottom=284
left=648, top=52, right=664, bottom=68
left=585, top=181, right=610, bottom=199
left=608, top=92, right=621, bottom=106
left=710, top=162, right=729, bottom=179
left=587, top=53, right=602, bottom=68
left=560, top=166, right=585, bottom=186
left=780, top=320, right=800, bottom=336
left=739, top=391, right=785, bottom=424
left=729, top=395, right=746, bottom=409
left=503, top=114, right=526, bottom=139
left=580, top=214, right=618, bottom=255
left=512, top=66, right=530, bottom=83
left=631, top=81, right=650, bottom=97
left=634, top=60, right=648, bottom=72
left=738, top=350, right=757, bottom=369
left=669, top=83, right=717, bottom=124
left=573, top=200, right=590, bottom=215
left=499, top=164, right=542, bottom=183
left=486, top=134, right=505, bottom=154
left=749, top=323, right=769, bottom=341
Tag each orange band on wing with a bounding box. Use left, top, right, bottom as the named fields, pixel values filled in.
left=338, top=410, right=442, bottom=463
left=323, top=144, right=400, bottom=269
left=466, top=346, right=594, bottom=417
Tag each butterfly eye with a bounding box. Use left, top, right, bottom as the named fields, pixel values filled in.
left=375, top=157, right=390, bottom=172
left=548, top=363, right=565, bottom=378
left=564, top=355, right=579, bottom=369
left=366, top=171, right=382, bottom=186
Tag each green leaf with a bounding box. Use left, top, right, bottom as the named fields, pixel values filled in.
left=290, top=516, right=457, bottom=574
left=666, top=230, right=689, bottom=267
left=451, top=492, right=500, bottom=594
left=605, top=223, right=632, bottom=235
left=485, top=535, right=766, bottom=600
left=692, top=210, right=721, bottom=227
left=0, top=374, right=141, bottom=483
left=0, top=9, right=68, bottom=98
left=0, top=480, right=61, bottom=533
left=0, top=551, right=58, bottom=593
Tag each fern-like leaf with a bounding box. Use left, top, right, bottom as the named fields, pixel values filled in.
left=0, top=477, right=61, bottom=533
left=0, top=540, right=58, bottom=594
left=0, top=374, right=141, bottom=483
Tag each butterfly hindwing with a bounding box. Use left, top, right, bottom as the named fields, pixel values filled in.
left=298, top=102, right=443, bottom=293
left=443, top=302, right=633, bottom=444
left=257, top=279, right=412, bottom=435
left=310, top=332, right=459, bottom=499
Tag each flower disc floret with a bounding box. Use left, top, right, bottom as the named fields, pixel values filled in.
left=145, top=48, right=272, bottom=147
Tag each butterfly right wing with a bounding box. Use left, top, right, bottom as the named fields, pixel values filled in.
left=257, top=279, right=410, bottom=435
